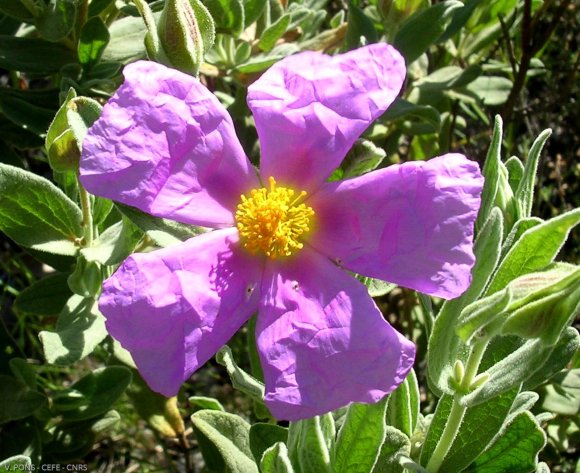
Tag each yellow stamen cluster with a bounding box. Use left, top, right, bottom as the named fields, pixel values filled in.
left=236, top=177, right=314, bottom=259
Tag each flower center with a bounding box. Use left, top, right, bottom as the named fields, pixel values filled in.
left=236, top=176, right=315, bottom=259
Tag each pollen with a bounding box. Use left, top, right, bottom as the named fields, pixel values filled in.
left=236, top=177, right=315, bottom=259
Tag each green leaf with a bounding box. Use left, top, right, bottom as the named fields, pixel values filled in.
left=420, top=389, right=518, bottom=471
left=39, top=295, right=107, bottom=366
left=244, top=0, right=267, bottom=27
left=261, top=442, right=295, bottom=473
left=461, top=77, right=511, bottom=107
left=438, top=0, right=481, bottom=42
left=43, top=410, right=120, bottom=460
left=189, top=396, right=225, bottom=412
left=523, top=327, right=580, bottom=390
left=341, top=139, right=386, bottom=179
left=102, top=14, right=148, bottom=63
left=515, top=128, right=552, bottom=218
left=249, top=423, right=289, bottom=465
left=0, top=0, right=36, bottom=21
left=192, top=410, right=259, bottom=473
left=14, top=273, right=72, bottom=316
left=541, top=369, right=580, bottom=416
left=455, top=286, right=512, bottom=344
left=387, top=370, right=419, bottom=438
left=371, top=426, right=410, bottom=473
left=116, top=202, right=201, bottom=247
left=360, top=277, right=396, bottom=298
left=510, top=391, right=540, bottom=417
left=499, top=216, right=542, bottom=260
left=0, top=93, right=55, bottom=136
left=54, top=366, right=132, bottom=421
left=0, top=455, right=32, bottom=471
left=81, top=218, right=141, bottom=265
left=0, top=164, right=82, bottom=255
left=288, top=416, right=333, bottom=473
left=505, top=155, right=524, bottom=195
left=415, top=65, right=481, bottom=91
left=78, top=16, right=110, bottom=68
left=486, top=208, right=580, bottom=295
left=428, top=208, right=503, bottom=393
left=236, top=43, right=298, bottom=74
left=346, top=1, right=378, bottom=49
left=128, top=371, right=185, bottom=437
left=88, top=0, right=115, bottom=17
left=35, top=0, right=77, bottom=42
left=500, top=264, right=580, bottom=344
left=9, top=358, right=37, bottom=390
left=382, top=98, right=441, bottom=134
left=476, top=115, right=502, bottom=232
left=464, top=411, right=546, bottom=473
left=394, top=1, right=463, bottom=63
left=205, top=0, right=245, bottom=36
left=259, top=13, right=290, bottom=52
left=0, top=36, right=77, bottom=73
left=0, top=375, right=47, bottom=424
left=334, top=397, right=389, bottom=473
left=216, top=345, right=265, bottom=401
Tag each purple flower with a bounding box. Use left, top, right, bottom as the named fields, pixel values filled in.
left=80, top=43, right=483, bottom=421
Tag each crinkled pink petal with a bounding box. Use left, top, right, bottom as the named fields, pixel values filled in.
left=247, top=43, right=405, bottom=192
left=256, top=248, right=415, bottom=421
left=100, top=228, right=262, bottom=396
left=80, top=61, right=259, bottom=228
left=308, top=154, right=484, bottom=299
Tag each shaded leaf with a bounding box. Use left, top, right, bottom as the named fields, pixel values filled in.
left=14, top=273, right=72, bottom=316
left=0, top=376, right=47, bottom=424
left=39, top=295, right=106, bottom=366
left=0, top=36, right=77, bottom=73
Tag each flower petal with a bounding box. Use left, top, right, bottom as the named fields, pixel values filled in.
left=256, top=248, right=415, bottom=421
left=309, top=154, right=484, bottom=299
left=100, top=228, right=262, bottom=396
left=247, top=43, right=405, bottom=192
left=80, top=61, right=258, bottom=228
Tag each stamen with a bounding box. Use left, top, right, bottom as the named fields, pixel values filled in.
left=235, top=177, right=315, bottom=259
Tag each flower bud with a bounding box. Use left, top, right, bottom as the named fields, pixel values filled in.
left=493, top=162, right=519, bottom=232
left=501, top=264, right=580, bottom=346
left=68, top=257, right=102, bottom=298
left=157, top=0, right=215, bottom=76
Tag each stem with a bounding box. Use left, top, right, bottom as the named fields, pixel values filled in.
left=425, top=338, right=489, bottom=473
left=77, top=177, right=94, bottom=247
left=426, top=397, right=466, bottom=473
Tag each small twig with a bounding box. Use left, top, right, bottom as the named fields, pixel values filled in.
left=179, top=431, right=195, bottom=473
left=500, top=0, right=533, bottom=121
left=498, top=13, right=517, bottom=76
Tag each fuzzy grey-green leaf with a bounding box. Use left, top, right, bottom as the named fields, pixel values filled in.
left=192, top=410, right=259, bottom=473
left=40, top=295, right=107, bottom=366
left=0, top=164, right=82, bottom=255
left=334, top=397, right=389, bottom=473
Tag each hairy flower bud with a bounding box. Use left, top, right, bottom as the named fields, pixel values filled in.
left=157, top=0, right=215, bottom=76
left=494, top=162, right=518, bottom=232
